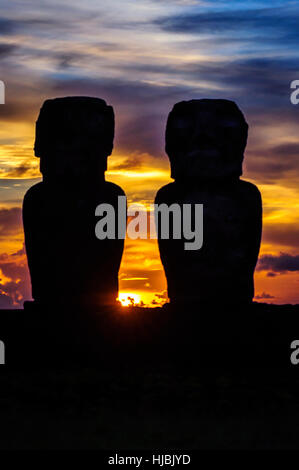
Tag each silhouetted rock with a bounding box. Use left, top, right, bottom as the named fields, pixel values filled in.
left=156, top=99, right=262, bottom=305
left=23, top=97, right=125, bottom=309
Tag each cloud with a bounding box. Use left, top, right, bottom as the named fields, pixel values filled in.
left=262, top=225, right=299, bottom=251
left=0, top=44, right=17, bottom=58
left=0, top=207, right=22, bottom=238
left=118, top=55, right=297, bottom=102
left=0, top=3, right=297, bottom=165
left=2, top=162, right=40, bottom=179
left=110, top=156, right=144, bottom=171
left=150, top=0, right=202, bottom=4
left=0, top=244, right=31, bottom=308
left=0, top=18, right=15, bottom=35
left=155, top=290, right=168, bottom=299
left=245, top=140, right=299, bottom=185
left=257, top=253, right=299, bottom=274
left=254, top=291, right=275, bottom=300
left=155, top=5, right=299, bottom=38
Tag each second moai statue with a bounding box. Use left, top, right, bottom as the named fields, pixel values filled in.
left=23, top=97, right=125, bottom=309
left=155, top=99, right=262, bottom=306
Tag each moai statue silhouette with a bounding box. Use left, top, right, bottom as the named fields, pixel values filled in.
left=23, top=97, right=125, bottom=309
left=155, top=99, right=262, bottom=306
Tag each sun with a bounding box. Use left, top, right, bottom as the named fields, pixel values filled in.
left=118, top=292, right=141, bottom=307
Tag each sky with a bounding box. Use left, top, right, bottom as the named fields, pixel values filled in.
left=0, top=0, right=299, bottom=307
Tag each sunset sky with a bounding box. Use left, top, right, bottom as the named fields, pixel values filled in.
left=0, top=0, right=299, bottom=307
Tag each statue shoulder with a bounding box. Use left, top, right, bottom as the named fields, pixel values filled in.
left=155, top=182, right=177, bottom=204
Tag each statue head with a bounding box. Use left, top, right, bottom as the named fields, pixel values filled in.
left=165, top=99, right=248, bottom=181
left=34, top=96, right=114, bottom=182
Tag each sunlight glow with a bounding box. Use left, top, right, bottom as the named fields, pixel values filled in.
left=118, top=292, right=141, bottom=307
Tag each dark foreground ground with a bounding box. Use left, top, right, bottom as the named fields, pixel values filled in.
left=1, top=302, right=299, bottom=450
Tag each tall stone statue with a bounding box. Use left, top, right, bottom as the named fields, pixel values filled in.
left=23, top=97, right=125, bottom=309
left=155, top=99, right=262, bottom=306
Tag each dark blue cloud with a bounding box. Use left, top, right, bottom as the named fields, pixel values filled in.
left=258, top=253, right=299, bottom=273
left=0, top=44, right=16, bottom=57
left=155, top=5, right=299, bottom=39
left=0, top=17, right=15, bottom=35
left=119, top=55, right=299, bottom=117
left=245, top=141, right=299, bottom=185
